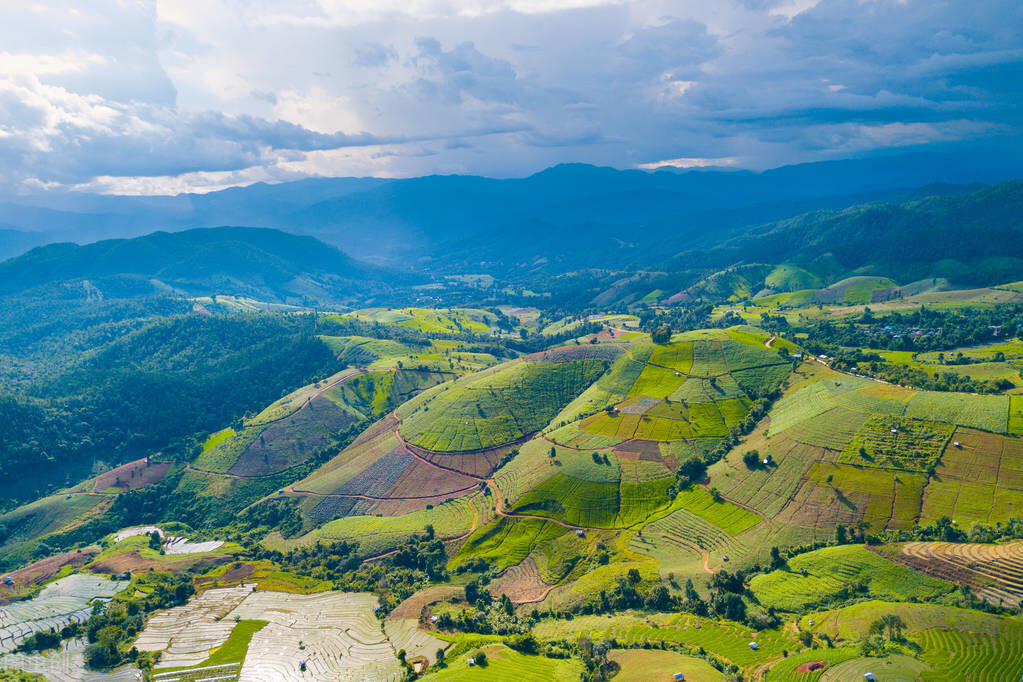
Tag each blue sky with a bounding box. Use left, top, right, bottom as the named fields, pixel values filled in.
left=0, top=0, right=1020, bottom=193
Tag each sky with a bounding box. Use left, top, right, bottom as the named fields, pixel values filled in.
left=0, top=0, right=1020, bottom=194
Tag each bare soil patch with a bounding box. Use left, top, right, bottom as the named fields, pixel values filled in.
left=0, top=549, right=98, bottom=604
left=93, top=457, right=171, bottom=492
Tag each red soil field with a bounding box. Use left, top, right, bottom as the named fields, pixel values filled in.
left=93, top=457, right=172, bottom=492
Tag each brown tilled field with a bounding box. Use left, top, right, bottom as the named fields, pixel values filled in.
left=413, top=444, right=507, bottom=478
left=487, top=557, right=555, bottom=604
left=89, top=551, right=229, bottom=576
left=384, top=457, right=479, bottom=498
left=0, top=549, right=98, bottom=604
left=893, top=540, right=1023, bottom=606
left=93, top=457, right=172, bottom=492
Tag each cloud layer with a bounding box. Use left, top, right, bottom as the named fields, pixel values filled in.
left=0, top=0, right=1019, bottom=193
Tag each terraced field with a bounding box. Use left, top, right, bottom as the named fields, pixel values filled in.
left=894, top=540, right=1023, bottom=605
left=136, top=583, right=257, bottom=668
left=534, top=612, right=790, bottom=669
left=921, top=428, right=1023, bottom=524
left=919, top=624, right=1023, bottom=680
left=399, top=356, right=608, bottom=452
left=0, top=574, right=125, bottom=654
left=227, top=591, right=401, bottom=682
left=749, top=545, right=954, bottom=611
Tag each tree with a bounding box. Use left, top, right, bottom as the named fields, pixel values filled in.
left=835, top=524, right=847, bottom=544
left=626, top=568, right=642, bottom=586
left=474, top=650, right=487, bottom=666
left=651, top=324, right=672, bottom=344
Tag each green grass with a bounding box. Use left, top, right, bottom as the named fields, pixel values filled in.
left=421, top=643, right=583, bottom=681
left=192, top=619, right=268, bottom=668
left=749, top=545, right=954, bottom=611
left=0, top=493, right=108, bottom=565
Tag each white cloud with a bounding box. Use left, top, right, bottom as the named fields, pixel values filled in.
left=0, top=0, right=1016, bottom=193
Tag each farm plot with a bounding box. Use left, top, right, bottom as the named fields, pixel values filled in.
left=918, top=622, right=1023, bottom=681
left=0, top=574, right=125, bottom=653
left=838, top=416, right=954, bottom=471
left=649, top=342, right=694, bottom=373
left=689, top=341, right=729, bottom=377
left=136, top=583, right=257, bottom=668
left=895, top=540, right=1023, bottom=606
left=819, top=654, right=929, bottom=681
left=486, top=557, right=554, bottom=604
left=712, top=438, right=829, bottom=519
left=0, top=494, right=108, bottom=566
left=781, top=405, right=868, bottom=451
left=0, top=550, right=98, bottom=605
left=0, top=637, right=139, bottom=682
left=920, top=428, right=1023, bottom=524
left=779, top=464, right=926, bottom=532
left=226, top=590, right=401, bottom=682
left=1011, top=395, right=1023, bottom=435
left=400, top=358, right=606, bottom=452
left=608, top=649, right=725, bottom=681
left=421, top=643, right=584, bottom=681
left=904, top=391, right=1009, bottom=433
left=748, top=545, right=953, bottom=611
left=642, top=507, right=748, bottom=556
left=276, top=495, right=480, bottom=556
left=247, top=368, right=362, bottom=427
left=229, top=396, right=359, bottom=476
left=92, top=456, right=172, bottom=493
left=534, top=612, right=789, bottom=669
left=110, top=526, right=225, bottom=555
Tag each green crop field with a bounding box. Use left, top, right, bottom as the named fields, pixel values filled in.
left=749, top=545, right=954, bottom=611
left=649, top=342, right=694, bottom=373
left=839, top=416, right=954, bottom=471
left=510, top=474, right=673, bottom=529
left=400, top=358, right=607, bottom=451
left=455, top=516, right=569, bottom=573
left=762, top=647, right=861, bottom=681
left=1010, top=395, right=1023, bottom=434
left=421, top=643, right=583, bottom=681
left=0, top=493, right=108, bottom=565
left=608, top=649, right=725, bottom=681
left=534, top=612, right=791, bottom=668
left=904, top=391, right=1009, bottom=433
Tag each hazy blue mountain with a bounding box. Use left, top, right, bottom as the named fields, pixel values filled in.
left=0, top=149, right=1019, bottom=265
left=0, top=227, right=410, bottom=305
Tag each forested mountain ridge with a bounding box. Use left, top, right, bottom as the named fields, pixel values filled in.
left=0, top=226, right=409, bottom=305
left=673, top=181, right=1023, bottom=286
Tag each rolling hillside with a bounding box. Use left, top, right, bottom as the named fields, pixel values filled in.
left=0, top=226, right=410, bottom=305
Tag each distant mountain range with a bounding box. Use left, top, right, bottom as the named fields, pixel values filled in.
left=0, top=227, right=410, bottom=306
left=2, top=149, right=1021, bottom=269
left=1, top=150, right=1023, bottom=308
